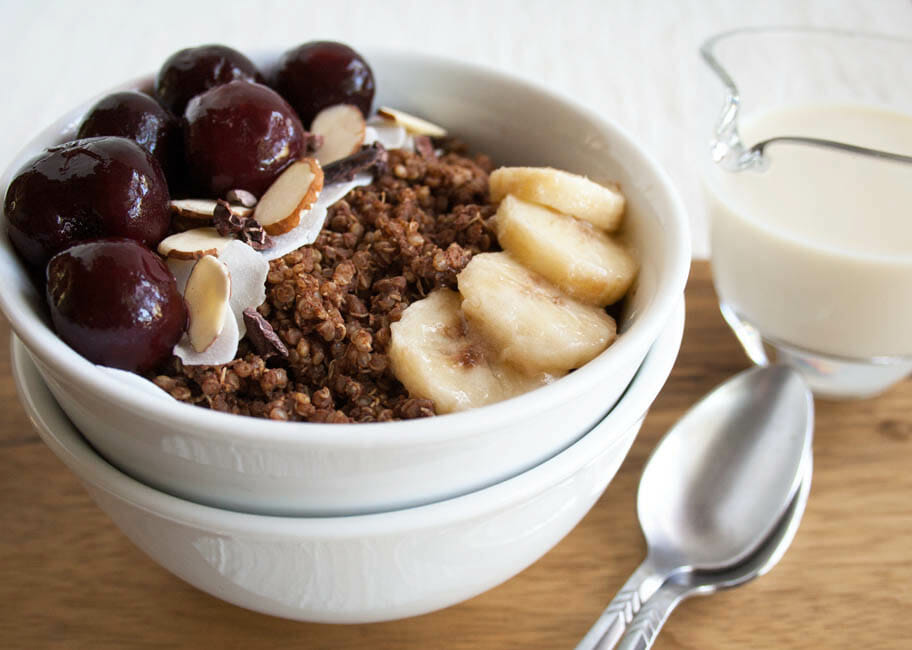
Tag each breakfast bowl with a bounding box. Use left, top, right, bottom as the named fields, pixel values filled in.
left=11, top=300, right=683, bottom=623
left=0, top=47, right=691, bottom=516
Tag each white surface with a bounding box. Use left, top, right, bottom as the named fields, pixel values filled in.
left=1, top=0, right=910, bottom=258
left=9, top=304, right=683, bottom=623
left=0, top=50, right=690, bottom=515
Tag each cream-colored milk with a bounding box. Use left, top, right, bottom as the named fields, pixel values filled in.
left=706, top=104, right=912, bottom=358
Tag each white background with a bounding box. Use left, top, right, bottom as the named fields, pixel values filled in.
left=2, top=0, right=911, bottom=258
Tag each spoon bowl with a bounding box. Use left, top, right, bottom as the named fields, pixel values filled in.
left=638, top=364, right=810, bottom=571
left=616, top=451, right=813, bottom=650
left=577, top=364, right=813, bottom=649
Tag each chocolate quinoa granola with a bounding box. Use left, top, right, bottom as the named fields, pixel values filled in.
left=150, top=144, right=498, bottom=422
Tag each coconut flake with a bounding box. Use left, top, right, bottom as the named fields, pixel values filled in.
left=166, top=257, right=196, bottom=294
left=174, top=302, right=239, bottom=366
left=167, top=240, right=269, bottom=365
left=364, top=118, right=414, bottom=152
left=218, top=240, right=268, bottom=337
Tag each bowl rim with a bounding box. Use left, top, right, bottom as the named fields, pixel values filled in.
left=0, top=48, right=691, bottom=448
left=12, top=301, right=684, bottom=533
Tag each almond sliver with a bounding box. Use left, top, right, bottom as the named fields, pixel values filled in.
left=311, top=104, right=367, bottom=166
left=184, top=255, right=231, bottom=352
left=158, top=227, right=234, bottom=260
left=253, top=158, right=324, bottom=235
left=260, top=173, right=373, bottom=261
left=377, top=107, right=447, bottom=137
left=173, top=305, right=239, bottom=366
left=170, top=198, right=251, bottom=220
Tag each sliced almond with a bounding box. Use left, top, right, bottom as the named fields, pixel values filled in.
left=225, top=188, right=258, bottom=208
left=310, top=104, right=367, bottom=166
left=173, top=307, right=239, bottom=366
left=157, top=227, right=234, bottom=260
left=169, top=198, right=219, bottom=220
left=169, top=198, right=252, bottom=221
left=377, top=107, right=447, bottom=137
left=253, top=158, right=324, bottom=235
left=184, top=255, right=231, bottom=353
left=261, top=172, right=373, bottom=261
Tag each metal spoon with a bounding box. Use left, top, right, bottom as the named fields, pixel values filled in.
left=720, top=136, right=912, bottom=173
left=576, top=364, right=813, bottom=650
left=615, top=452, right=812, bottom=650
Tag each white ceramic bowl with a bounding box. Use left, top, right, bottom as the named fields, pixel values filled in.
left=12, top=301, right=683, bottom=623
left=0, top=49, right=691, bottom=516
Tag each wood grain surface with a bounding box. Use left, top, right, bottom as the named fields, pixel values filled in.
left=2, top=261, right=911, bottom=649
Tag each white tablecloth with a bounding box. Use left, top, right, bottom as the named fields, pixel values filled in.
left=2, top=0, right=910, bottom=258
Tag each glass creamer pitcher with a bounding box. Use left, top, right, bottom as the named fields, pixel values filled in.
left=701, top=27, right=912, bottom=398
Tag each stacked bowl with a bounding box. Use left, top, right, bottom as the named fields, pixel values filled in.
left=1, top=50, right=691, bottom=622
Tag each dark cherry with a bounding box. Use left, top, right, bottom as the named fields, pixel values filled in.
left=183, top=80, right=305, bottom=197
left=4, top=136, right=170, bottom=269
left=272, top=41, right=375, bottom=127
left=76, top=90, right=182, bottom=186
left=46, top=238, right=186, bottom=373
left=155, top=44, right=262, bottom=117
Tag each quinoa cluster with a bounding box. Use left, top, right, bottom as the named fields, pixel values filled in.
left=151, top=144, right=499, bottom=422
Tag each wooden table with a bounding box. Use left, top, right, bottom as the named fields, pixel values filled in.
left=2, top=261, right=911, bottom=649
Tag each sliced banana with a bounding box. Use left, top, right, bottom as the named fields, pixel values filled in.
left=457, top=252, right=616, bottom=374
left=496, top=195, right=637, bottom=307
left=389, top=288, right=555, bottom=413
left=489, top=167, right=626, bottom=232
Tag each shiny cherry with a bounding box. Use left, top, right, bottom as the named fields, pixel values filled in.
left=46, top=238, right=187, bottom=373
left=155, top=44, right=262, bottom=117
left=77, top=90, right=182, bottom=186
left=183, top=80, right=305, bottom=197
left=5, top=136, right=170, bottom=269
left=272, top=41, right=375, bottom=126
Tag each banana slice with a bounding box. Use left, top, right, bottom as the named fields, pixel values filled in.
left=389, top=289, right=554, bottom=413
left=496, top=195, right=637, bottom=307
left=489, top=167, right=626, bottom=232
left=457, top=252, right=616, bottom=373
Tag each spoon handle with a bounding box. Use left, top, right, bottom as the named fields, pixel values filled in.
left=575, top=561, right=666, bottom=650
left=615, top=580, right=690, bottom=650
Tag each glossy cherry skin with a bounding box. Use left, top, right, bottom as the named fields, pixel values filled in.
left=46, top=238, right=187, bottom=373
left=273, top=41, right=375, bottom=126
left=155, top=44, right=262, bottom=117
left=77, top=90, right=182, bottom=186
left=183, top=80, right=305, bottom=197
left=5, top=136, right=171, bottom=269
